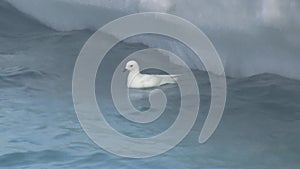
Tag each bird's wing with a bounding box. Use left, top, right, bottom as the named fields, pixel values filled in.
left=157, top=74, right=180, bottom=78
left=138, top=74, right=161, bottom=87
left=155, top=74, right=178, bottom=85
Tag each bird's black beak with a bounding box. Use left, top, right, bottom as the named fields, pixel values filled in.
left=123, top=69, right=127, bottom=72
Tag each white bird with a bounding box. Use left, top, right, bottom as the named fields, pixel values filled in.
left=123, top=60, right=178, bottom=89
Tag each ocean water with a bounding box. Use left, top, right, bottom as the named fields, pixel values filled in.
left=1, top=1, right=300, bottom=169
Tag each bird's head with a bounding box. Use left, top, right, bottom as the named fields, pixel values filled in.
left=124, top=60, right=139, bottom=72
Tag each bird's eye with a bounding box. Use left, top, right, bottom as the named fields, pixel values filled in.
left=130, top=65, right=133, bottom=67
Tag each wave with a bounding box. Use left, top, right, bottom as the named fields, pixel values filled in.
left=0, top=150, right=72, bottom=167
left=4, top=0, right=300, bottom=80
left=0, top=66, right=52, bottom=89
left=6, top=0, right=300, bottom=31
left=0, top=66, right=47, bottom=79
